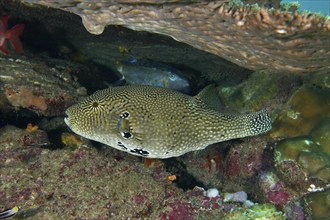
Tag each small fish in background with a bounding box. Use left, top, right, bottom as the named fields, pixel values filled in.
left=116, top=58, right=191, bottom=93
left=64, top=84, right=272, bottom=159
left=0, top=206, right=19, bottom=219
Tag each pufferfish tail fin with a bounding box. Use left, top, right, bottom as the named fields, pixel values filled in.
left=242, top=108, right=272, bottom=136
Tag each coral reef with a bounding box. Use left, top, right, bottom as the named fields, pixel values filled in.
left=1, top=125, right=265, bottom=218
left=0, top=56, right=87, bottom=116
left=274, top=129, right=330, bottom=192
left=61, top=133, right=85, bottom=148
left=271, top=85, right=330, bottom=139
left=223, top=203, right=285, bottom=220
left=310, top=118, right=330, bottom=156
left=217, top=70, right=304, bottom=113
left=17, top=0, right=330, bottom=73
left=305, top=189, right=330, bottom=219
left=1, top=0, right=253, bottom=91
left=184, top=69, right=329, bottom=218
left=0, top=0, right=329, bottom=219
left=261, top=115, right=330, bottom=217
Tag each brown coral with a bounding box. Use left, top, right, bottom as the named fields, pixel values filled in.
left=18, top=0, right=329, bottom=73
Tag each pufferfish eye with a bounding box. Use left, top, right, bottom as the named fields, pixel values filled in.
left=169, top=73, right=177, bottom=80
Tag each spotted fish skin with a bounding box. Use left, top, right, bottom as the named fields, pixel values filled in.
left=64, top=85, right=272, bottom=158
left=116, top=58, right=191, bottom=93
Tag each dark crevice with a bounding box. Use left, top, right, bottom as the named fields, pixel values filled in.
left=163, top=158, right=205, bottom=191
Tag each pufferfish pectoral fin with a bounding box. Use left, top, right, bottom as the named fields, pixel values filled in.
left=108, top=113, right=146, bottom=142
left=108, top=114, right=122, bottom=132
left=194, top=84, right=223, bottom=112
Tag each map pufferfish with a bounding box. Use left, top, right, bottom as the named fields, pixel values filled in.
left=64, top=85, right=272, bottom=158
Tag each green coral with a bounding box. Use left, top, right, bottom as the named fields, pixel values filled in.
left=310, top=118, right=330, bottom=157
left=275, top=136, right=320, bottom=163
left=271, top=85, right=330, bottom=139
left=218, top=70, right=279, bottom=111
left=275, top=135, right=330, bottom=183
left=224, top=203, right=285, bottom=220
left=280, top=1, right=300, bottom=12
left=274, top=118, right=330, bottom=185
left=226, top=0, right=245, bottom=9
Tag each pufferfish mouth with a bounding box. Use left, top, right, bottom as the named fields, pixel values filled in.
left=64, top=113, right=70, bottom=126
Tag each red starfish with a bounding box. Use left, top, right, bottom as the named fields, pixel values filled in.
left=0, top=15, right=25, bottom=55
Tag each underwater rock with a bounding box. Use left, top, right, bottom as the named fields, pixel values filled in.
left=217, top=70, right=304, bottom=113
left=61, top=132, right=86, bottom=148
left=0, top=56, right=87, bottom=116
left=183, top=145, right=224, bottom=187
left=310, top=118, right=330, bottom=156
left=0, top=0, right=253, bottom=91
left=274, top=117, right=330, bottom=187
left=304, top=189, right=330, bottom=219
left=284, top=200, right=310, bottom=220
left=0, top=125, right=49, bottom=165
left=183, top=135, right=271, bottom=193
left=18, top=0, right=330, bottom=73
left=275, top=139, right=330, bottom=192
left=271, top=85, right=330, bottom=139
left=256, top=172, right=296, bottom=210
left=0, top=126, right=261, bottom=218
left=272, top=116, right=330, bottom=208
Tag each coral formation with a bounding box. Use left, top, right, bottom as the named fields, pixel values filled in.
left=310, top=118, right=330, bottom=156
left=0, top=0, right=329, bottom=219
left=0, top=56, right=87, bottom=116
left=271, top=85, right=330, bottom=139
left=218, top=70, right=302, bottom=112
left=256, top=172, right=296, bottom=210
left=274, top=135, right=330, bottom=191
left=61, top=133, right=85, bottom=148
left=305, top=189, right=330, bottom=219
left=223, top=203, right=285, bottom=220
left=6, top=86, right=48, bottom=111
left=1, top=125, right=263, bottom=218
left=17, top=0, right=330, bottom=73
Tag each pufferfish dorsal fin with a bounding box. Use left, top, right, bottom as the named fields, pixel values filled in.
left=194, top=84, right=223, bottom=112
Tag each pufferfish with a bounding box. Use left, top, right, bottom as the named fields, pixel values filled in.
left=116, top=58, right=190, bottom=93
left=64, top=85, right=272, bottom=158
